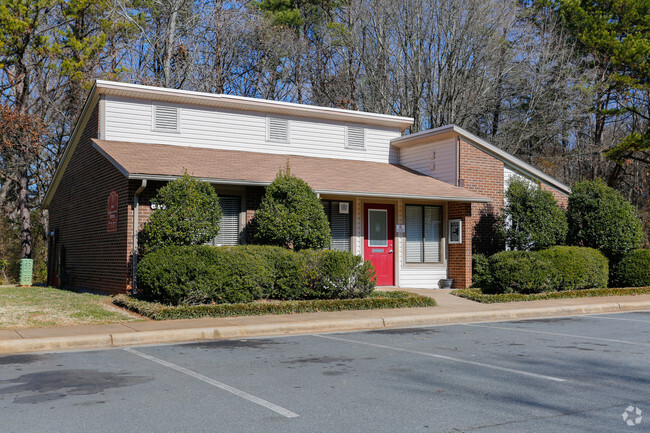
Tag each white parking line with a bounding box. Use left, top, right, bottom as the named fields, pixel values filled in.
left=315, top=334, right=566, bottom=382
left=462, top=323, right=650, bottom=346
left=587, top=314, right=650, bottom=324
left=122, top=347, right=299, bottom=418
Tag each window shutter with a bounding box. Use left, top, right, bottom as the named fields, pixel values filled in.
left=213, top=196, right=240, bottom=246
left=268, top=117, right=289, bottom=142
left=153, top=105, right=179, bottom=132
left=424, top=206, right=441, bottom=263
left=346, top=126, right=365, bottom=150
left=405, top=206, right=423, bottom=262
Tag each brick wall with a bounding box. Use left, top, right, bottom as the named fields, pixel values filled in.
left=458, top=139, right=505, bottom=256
left=48, top=106, right=131, bottom=294
left=448, top=202, right=472, bottom=288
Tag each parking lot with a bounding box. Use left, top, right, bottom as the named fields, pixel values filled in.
left=1, top=312, right=649, bottom=432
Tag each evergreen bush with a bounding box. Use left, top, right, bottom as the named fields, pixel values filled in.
left=499, top=177, right=567, bottom=251
left=612, top=249, right=650, bottom=287
left=567, top=179, right=643, bottom=260
left=137, top=245, right=375, bottom=305
left=536, top=246, right=608, bottom=290
left=471, top=254, right=491, bottom=288
left=487, top=251, right=556, bottom=294
left=140, top=174, right=222, bottom=253
left=252, top=164, right=330, bottom=250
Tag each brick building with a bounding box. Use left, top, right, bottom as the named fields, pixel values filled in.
left=44, top=81, right=570, bottom=294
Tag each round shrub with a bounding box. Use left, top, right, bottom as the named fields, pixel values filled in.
left=141, top=174, right=222, bottom=253
left=487, top=251, right=556, bottom=294
left=253, top=164, right=331, bottom=250
left=567, top=179, right=643, bottom=260
left=536, top=246, right=608, bottom=290
left=613, top=249, right=650, bottom=287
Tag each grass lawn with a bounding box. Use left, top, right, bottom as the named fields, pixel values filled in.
left=113, top=290, right=437, bottom=320
left=0, top=285, right=142, bottom=328
left=452, top=287, right=650, bottom=303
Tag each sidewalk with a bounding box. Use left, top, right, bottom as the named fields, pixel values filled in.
left=2, top=289, right=650, bottom=354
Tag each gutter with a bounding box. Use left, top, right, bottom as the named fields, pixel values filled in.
left=131, top=179, right=147, bottom=294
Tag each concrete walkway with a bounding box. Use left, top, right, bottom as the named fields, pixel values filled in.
left=1, top=289, right=650, bottom=354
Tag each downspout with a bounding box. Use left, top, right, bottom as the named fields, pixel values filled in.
left=132, top=179, right=147, bottom=294
left=456, top=136, right=461, bottom=187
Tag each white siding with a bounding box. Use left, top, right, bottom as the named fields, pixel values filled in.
left=104, top=96, right=402, bottom=163
left=398, top=138, right=457, bottom=184
left=398, top=266, right=447, bottom=289
left=504, top=165, right=536, bottom=193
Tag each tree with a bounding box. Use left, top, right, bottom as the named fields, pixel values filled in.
left=140, top=174, right=222, bottom=252
left=567, top=179, right=644, bottom=259
left=557, top=0, right=649, bottom=163
left=0, top=105, right=46, bottom=258
left=500, top=177, right=567, bottom=251
left=253, top=164, right=330, bottom=250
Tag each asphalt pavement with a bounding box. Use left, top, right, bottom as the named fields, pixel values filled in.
left=1, top=311, right=648, bottom=432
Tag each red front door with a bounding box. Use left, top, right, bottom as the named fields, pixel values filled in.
left=364, top=203, right=394, bottom=286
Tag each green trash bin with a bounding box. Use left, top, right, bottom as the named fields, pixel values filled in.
left=20, top=259, right=33, bottom=286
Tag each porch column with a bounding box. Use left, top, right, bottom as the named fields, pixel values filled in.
left=448, top=202, right=472, bottom=289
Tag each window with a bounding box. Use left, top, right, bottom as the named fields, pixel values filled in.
left=346, top=126, right=365, bottom=150
left=405, top=205, right=441, bottom=263
left=152, top=105, right=180, bottom=132
left=322, top=200, right=351, bottom=251
left=212, top=196, right=241, bottom=246
left=267, top=116, right=289, bottom=143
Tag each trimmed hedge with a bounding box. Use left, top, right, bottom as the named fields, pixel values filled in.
left=137, top=245, right=376, bottom=305
left=113, top=291, right=436, bottom=320
left=487, top=251, right=555, bottom=294
left=537, top=246, right=608, bottom=290
left=483, top=247, right=609, bottom=294
left=452, top=287, right=650, bottom=303
left=613, top=249, right=650, bottom=288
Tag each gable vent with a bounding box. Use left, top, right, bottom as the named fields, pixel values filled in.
left=267, top=117, right=289, bottom=143
left=346, top=126, right=365, bottom=150
left=153, top=105, right=179, bottom=132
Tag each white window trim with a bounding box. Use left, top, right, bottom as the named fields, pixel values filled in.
left=449, top=218, right=462, bottom=244
left=151, top=103, right=181, bottom=133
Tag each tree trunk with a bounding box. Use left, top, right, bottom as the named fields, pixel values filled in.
left=19, top=168, right=31, bottom=259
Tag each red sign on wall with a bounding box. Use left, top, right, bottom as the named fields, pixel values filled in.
left=107, top=191, right=118, bottom=232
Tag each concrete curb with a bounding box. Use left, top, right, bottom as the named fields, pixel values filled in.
left=2, top=301, right=650, bottom=355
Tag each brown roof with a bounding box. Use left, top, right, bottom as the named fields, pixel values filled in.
left=92, top=139, right=489, bottom=202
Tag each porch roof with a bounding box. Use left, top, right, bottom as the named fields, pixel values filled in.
left=92, top=139, right=490, bottom=202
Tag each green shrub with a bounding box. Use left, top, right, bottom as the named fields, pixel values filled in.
left=237, top=245, right=304, bottom=300
left=141, top=174, right=222, bottom=253
left=487, top=251, right=556, bottom=294
left=536, top=246, right=608, bottom=290
left=613, top=249, right=650, bottom=287
left=308, top=250, right=375, bottom=299
left=137, top=245, right=375, bottom=305
left=137, top=245, right=271, bottom=305
left=253, top=164, right=331, bottom=250
left=471, top=254, right=491, bottom=288
left=567, top=179, right=643, bottom=260
left=499, top=177, right=567, bottom=251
